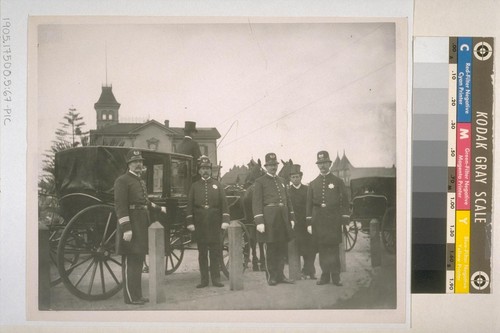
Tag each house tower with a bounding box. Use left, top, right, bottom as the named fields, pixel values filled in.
left=94, top=85, right=120, bottom=129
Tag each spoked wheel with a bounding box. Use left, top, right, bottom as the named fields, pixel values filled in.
left=57, top=204, right=122, bottom=300
left=49, top=225, right=77, bottom=287
left=342, top=219, right=358, bottom=252
left=381, top=207, right=396, bottom=254
left=221, top=221, right=251, bottom=279
left=165, top=225, right=185, bottom=275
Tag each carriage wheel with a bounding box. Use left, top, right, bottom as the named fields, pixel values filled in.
left=381, top=207, right=396, bottom=254
left=221, top=221, right=251, bottom=279
left=342, top=220, right=358, bottom=252
left=165, top=226, right=185, bottom=275
left=49, top=225, right=78, bottom=287
left=57, top=204, right=122, bottom=300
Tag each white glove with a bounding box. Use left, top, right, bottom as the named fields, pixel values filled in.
left=123, top=230, right=133, bottom=242
left=161, top=207, right=167, bottom=214
left=187, top=224, right=195, bottom=231
left=221, top=222, right=229, bottom=230
left=256, top=224, right=265, bottom=233
left=307, top=226, right=312, bottom=235
left=290, top=220, right=295, bottom=229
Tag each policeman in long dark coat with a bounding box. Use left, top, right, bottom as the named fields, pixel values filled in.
left=114, top=149, right=166, bottom=305
left=176, top=121, right=202, bottom=181
left=186, top=156, right=230, bottom=288
left=289, top=164, right=317, bottom=280
left=306, top=151, right=349, bottom=286
left=253, top=153, right=296, bottom=286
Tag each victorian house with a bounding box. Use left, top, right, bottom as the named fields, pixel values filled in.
left=330, top=150, right=396, bottom=185
left=89, top=85, right=221, bottom=165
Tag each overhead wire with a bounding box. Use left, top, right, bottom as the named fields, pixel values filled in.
left=218, top=59, right=395, bottom=150
left=216, top=23, right=386, bottom=128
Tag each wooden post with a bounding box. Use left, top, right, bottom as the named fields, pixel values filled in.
left=370, top=218, right=382, bottom=267
left=287, top=238, right=301, bottom=280
left=148, top=221, right=166, bottom=304
left=228, top=221, right=244, bottom=290
left=38, top=223, right=51, bottom=310
left=339, top=215, right=349, bottom=272
left=339, top=239, right=346, bottom=273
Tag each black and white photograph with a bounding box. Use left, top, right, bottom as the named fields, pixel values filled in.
left=27, top=15, right=408, bottom=324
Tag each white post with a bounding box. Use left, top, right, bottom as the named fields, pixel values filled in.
left=228, top=221, right=244, bottom=290
left=148, top=221, right=166, bottom=304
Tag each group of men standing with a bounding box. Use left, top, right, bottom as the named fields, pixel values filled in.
left=253, top=150, right=349, bottom=287
left=114, top=120, right=349, bottom=305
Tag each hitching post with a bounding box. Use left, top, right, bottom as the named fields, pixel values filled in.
left=148, top=221, right=166, bottom=304
left=38, top=223, right=51, bottom=310
left=287, top=237, right=301, bottom=280
left=228, top=220, right=244, bottom=290
left=339, top=215, right=349, bottom=272
left=370, top=218, right=382, bottom=267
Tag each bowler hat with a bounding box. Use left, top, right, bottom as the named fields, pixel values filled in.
left=316, top=150, right=332, bottom=164
left=289, top=164, right=303, bottom=176
left=184, top=121, right=198, bottom=133
left=126, top=149, right=144, bottom=164
left=199, top=155, right=212, bottom=167
left=264, top=153, right=279, bottom=166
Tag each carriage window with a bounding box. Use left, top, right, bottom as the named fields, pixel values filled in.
left=200, top=144, right=208, bottom=156
left=152, top=164, right=163, bottom=194
left=171, top=158, right=189, bottom=197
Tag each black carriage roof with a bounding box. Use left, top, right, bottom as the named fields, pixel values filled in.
left=55, top=145, right=192, bottom=160
left=349, top=176, right=396, bottom=204
left=54, top=146, right=191, bottom=199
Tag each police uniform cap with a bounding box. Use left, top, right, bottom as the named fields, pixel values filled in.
left=198, top=155, right=212, bottom=167
left=264, top=153, right=279, bottom=166
left=126, top=149, right=144, bottom=164
left=316, top=150, right=332, bottom=164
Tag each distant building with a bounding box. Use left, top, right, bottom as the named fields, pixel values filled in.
left=220, top=165, right=250, bottom=187
left=89, top=85, right=221, bottom=168
left=331, top=150, right=396, bottom=185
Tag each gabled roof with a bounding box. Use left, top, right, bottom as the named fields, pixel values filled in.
left=130, top=119, right=177, bottom=135
left=90, top=119, right=221, bottom=139
left=90, top=123, right=144, bottom=135
left=169, top=127, right=221, bottom=139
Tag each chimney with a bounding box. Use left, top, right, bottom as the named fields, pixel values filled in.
left=164, top=120, right=170, bottom=128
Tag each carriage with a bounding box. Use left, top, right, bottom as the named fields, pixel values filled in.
left=342, top=176, right=396, bottom=253
left=47, top=146, right=205, bottom=300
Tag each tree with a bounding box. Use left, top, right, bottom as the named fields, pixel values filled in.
left=38, top=108, right=89, bottom=225
left=59, top=107, right=89, bottom=147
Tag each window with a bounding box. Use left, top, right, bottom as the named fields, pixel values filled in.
left=200, top=144, right=208, bottom=156
left=170, top=157, right=190, bottom=197
left=147, top=137, right=159, bottom=151
left=102, top=113, right=107, bottom=120
left=108, top=113, right=113, bottom=120
left=152, top=164, right=163, bottom=194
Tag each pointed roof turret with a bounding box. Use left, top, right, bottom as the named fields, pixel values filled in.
left=338, top=150, right=354, bottom=170
left=95, top=85, right=120, bottom=107
left=331, top=151, right=341, bottom=171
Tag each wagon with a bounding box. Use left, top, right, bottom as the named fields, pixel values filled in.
left=50, top=146, right=194, bottom=300
left=342, top=176, right=396, bottom=253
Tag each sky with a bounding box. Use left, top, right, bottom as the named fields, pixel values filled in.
left=37, top=20, right=397, bottom=182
